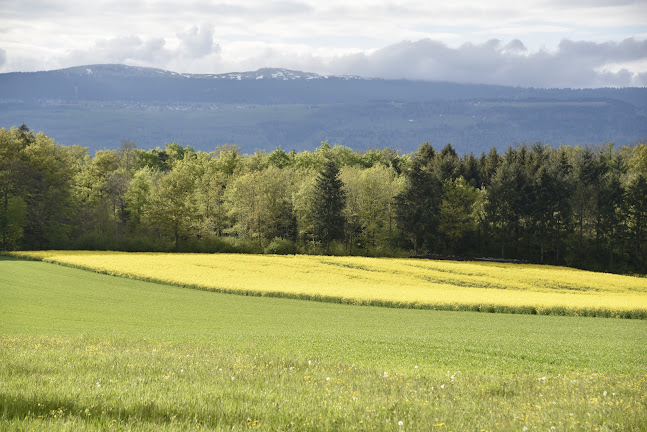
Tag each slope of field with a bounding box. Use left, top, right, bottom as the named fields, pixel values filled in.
left=1, top=256, right=646, bottom=431
left=11, top=251, right=647, bottom=319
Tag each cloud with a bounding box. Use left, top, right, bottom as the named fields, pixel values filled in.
left=177, top=25, right=221, bottom=58
left=503, top=39, right=527, bottom=54
left=321, top=37, right=647, bottom=87
left=2, top=0, right=645, bottom=89
left=62, top=35, right=172, bottom=67
left=44, top=35, right=647, bottom=88
left=58, top=24, right=224, bottom=69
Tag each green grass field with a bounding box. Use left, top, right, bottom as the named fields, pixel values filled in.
left=1, top=256, right=646, bottom=431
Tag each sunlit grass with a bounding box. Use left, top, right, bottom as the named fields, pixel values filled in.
left=2, top=257, right=646, bottom=430
left=3, top=336, right=646, bottom=431
left=10, top=251, right=647, bottom=318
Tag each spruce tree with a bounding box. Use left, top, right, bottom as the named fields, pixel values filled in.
left=394, top=143, right=441, bottom=255
left=312, top=156, right=346, bottom=255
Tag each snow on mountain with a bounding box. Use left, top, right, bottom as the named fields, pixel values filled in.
left=57, top=64, right=368, bottom=81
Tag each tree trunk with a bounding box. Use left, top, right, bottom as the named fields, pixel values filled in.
left=258, top=217, right=263, bottom=251
left=1, top=187, right=8, bottom=249
left=579, top=209, right=584, bottom=250
left=555, top=225, right=560, bottom=263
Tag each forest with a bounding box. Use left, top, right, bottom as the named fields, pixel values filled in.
left=1, top=124, right=646, bottom=273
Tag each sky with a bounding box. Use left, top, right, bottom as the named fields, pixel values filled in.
left=1, top=0, right=646, bottom=88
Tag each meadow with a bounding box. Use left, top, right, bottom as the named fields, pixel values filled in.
left=10, top=251, right=647, bottom=319
left=1, top=255, right=647, bottom=430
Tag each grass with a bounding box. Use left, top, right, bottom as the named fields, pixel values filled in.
left=9, top=251, right=647, bottom=319
left=1, top=255, right=647, bottom=430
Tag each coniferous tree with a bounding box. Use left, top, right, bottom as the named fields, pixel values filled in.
left=312, top=156, right=346, bottom=255
left=395, top=143, right=442, bottom=255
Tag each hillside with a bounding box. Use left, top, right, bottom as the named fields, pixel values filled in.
left=1, top=64, right=646, bottom=154
left=2, top=255, right=646, bottom=429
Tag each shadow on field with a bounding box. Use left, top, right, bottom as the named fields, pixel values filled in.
left=0, top=391, right=244, bottom=427
left=0, top=255, right=23, bottom=262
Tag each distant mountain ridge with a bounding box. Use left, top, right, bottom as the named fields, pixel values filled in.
left=1, top=64, right=646, bottom=154
left=56, top=64, right=367, bottom=81
left=3, top=63, right=646, bottom=105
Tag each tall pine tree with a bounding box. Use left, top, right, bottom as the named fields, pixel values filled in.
left=395, top=143, right=442, bottom=255
left=312, top=156, right=346, bottom=255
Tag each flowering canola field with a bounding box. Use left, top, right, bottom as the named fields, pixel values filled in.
left=2, top=256, right=647, bottom=430
left=12, top=251, right=647, bottom=318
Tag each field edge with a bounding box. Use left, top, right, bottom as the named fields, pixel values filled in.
left=5, top=252, right=645, bottom=320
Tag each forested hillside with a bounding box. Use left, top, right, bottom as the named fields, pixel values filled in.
left=1, top=125, right=646, bottom=273
left=2, top=65, right=646, bottom=154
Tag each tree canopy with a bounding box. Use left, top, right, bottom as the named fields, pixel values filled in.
left=1, top=125, right=646, bottom=273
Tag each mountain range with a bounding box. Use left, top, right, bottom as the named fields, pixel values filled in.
left=1, top=64, right=646, bottom=154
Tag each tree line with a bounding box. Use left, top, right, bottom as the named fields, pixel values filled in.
left=1, top=125, right=646, bottom=273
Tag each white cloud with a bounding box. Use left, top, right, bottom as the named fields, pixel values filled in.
left=177, top=25, right=220, bottom=58
left=63, top=35, right=172, bottom=67
left=0, top=1, right=645, bottom=87
left=319, top=38, right=647, bottom=87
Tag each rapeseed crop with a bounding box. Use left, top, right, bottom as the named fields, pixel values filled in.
left=2, top=257, right=647, bottom=431
left=11, top=251, right=647, bottom=318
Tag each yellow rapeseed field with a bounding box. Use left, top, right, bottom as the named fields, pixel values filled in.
left=11, top=251, right=647, bottom=317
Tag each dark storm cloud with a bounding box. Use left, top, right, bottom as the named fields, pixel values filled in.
left=329, top=38, right=647, bottom=87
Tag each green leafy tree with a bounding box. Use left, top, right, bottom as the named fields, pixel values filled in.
left=293, top=170, right=318, bottom=249
left=624, top=143, right=647, bottom=271
left=73, top=149, right=129, bottom=237
left=267, top=146, right=294, bottom=169
left=190, top=154, right=230, bottom=238
left=0, top=127, right=29, bottom=249
left=258, top=166, right=297, bottom=243
left=340, top=166, right=363, bottom=254
left=342, top=164, right=403, bottom=255
left=143, top=162, right=196, bottom=251
left=19, top=132, right=77, bottom=249
left=227, top=166, right=297, bottom=250
left=225, top=171, right=262, bottom=249
left=124, top=167, right=157, bottom=232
